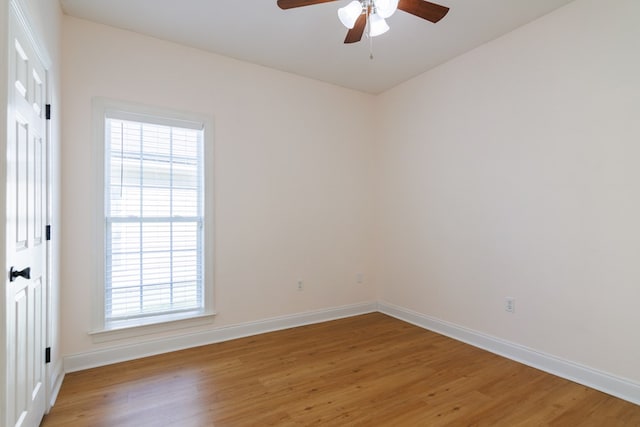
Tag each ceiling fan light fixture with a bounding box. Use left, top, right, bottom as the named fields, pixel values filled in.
left=369, top=12, right=389, bottom=37
left=373, top=0, right=398, bottom=19
left=338, top=1, right=363, bottom=29
left=279, top=0, right=450, bottom=47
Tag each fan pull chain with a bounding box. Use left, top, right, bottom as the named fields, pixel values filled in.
left=367, top=5, right=374, bottom=60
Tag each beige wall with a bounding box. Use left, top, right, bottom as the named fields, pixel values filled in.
left=61, top=17, right=376, bottom=356
left=375, top=0, right=640, bottom=383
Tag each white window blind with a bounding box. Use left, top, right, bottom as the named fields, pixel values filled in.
left=104, top=115, right=204, bottom=326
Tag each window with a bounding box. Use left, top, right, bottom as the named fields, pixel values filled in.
left=93, top=99, right=214, bottom=335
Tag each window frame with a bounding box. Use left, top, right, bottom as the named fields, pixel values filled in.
left=91, top=98, right=215, bottom=340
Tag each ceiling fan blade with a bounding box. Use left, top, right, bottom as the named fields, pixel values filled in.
left=277, top=0, right=338, bottom=9
left=398, top=0, right=449, bottom=23
left=344, top=13, right=367, bottom=44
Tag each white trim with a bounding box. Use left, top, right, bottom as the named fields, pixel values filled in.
left=63, top=302, right=378, bottom=373
left=90, top=312, right=217, bottom=343
left=0, top=3, right=8, bottom=425
left=378, top=301, right=640, bottom=406
left=91, top=97, right=216, bottom=336
left=47, top=360, right=64, bottom=410
left=9, top=0, right=51, bottom=68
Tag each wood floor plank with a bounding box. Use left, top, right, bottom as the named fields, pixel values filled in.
left=41, top=313, right=640, bottom=426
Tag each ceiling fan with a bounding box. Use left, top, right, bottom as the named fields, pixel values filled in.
left=277, top=0, right=450, bottom=44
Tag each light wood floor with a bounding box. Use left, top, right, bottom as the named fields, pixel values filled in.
left=41, top=313, right=640, bottom=426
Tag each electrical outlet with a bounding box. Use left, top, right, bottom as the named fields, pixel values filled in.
left=297, top=280, right=303, bottom=291
left=356, top=273, right=364, bottom=284
left=505, top=297, right=515, bottom=313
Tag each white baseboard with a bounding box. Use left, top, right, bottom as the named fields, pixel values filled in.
left=378, top=301, right=640, bottom=406
left=63, top=301, right=378, bottom=373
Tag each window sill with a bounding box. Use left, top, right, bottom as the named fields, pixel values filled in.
left=90, top=311, right=217, bottom=343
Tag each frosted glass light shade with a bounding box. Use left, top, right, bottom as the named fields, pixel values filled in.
left=369, top=13, right=389, bottom=37
left=374, top=0, right=398, bottom=19
left=338, top=1, right=363, bottom=29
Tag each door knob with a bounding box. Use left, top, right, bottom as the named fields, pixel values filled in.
left=9, top=266, right=31, bottom=282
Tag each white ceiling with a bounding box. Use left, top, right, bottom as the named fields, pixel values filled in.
left=59, top=0, right=575, bottom=94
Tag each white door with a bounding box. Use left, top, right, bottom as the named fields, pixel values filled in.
left=5, top=5, right=48, bottom=427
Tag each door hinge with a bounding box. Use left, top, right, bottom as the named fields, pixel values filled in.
left=46, top=225, right=51, bottom=241
left=45, top=347, right=51, bottom=364
left=46, top=104, right=51, bottom=120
